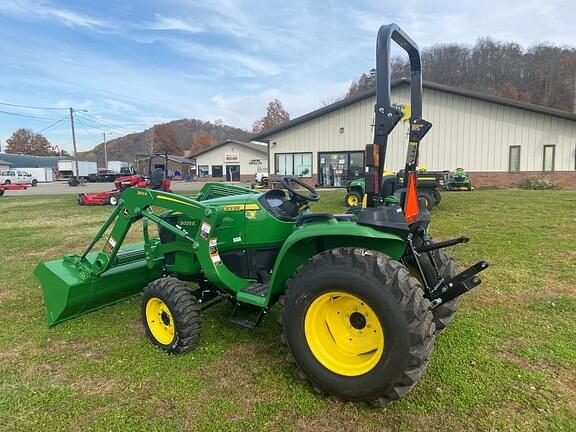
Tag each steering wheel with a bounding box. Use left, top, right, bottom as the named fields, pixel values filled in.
left=281, top=176, right=320, bottom=203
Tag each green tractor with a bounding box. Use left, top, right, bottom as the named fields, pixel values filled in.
left=34, top=24, right=488, bottom=406
left=446, top=168, right=473, bottom=191
left=344, top=168, right=446, bottom=210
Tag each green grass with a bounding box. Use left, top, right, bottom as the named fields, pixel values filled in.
left=0, top=189, right=575, bottom=431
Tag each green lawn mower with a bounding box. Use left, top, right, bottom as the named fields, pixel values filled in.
left=446, top=168, right=473, bottom=191
left=34, top=24, right=488, bottom=406
left=344, top=168, right=446, bottom=210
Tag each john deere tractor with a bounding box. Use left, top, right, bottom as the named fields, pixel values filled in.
left=446, top=168, right=473, bottom=191
left=35, top=24, right=488, bottom=406
left=344, top=168, right=447, bottom=210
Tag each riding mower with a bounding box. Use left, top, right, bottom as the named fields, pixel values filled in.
left=344, top=167, right=446, bottom=210
left=34, top=24, right=488, bottom=406
left=446, top=168, right=473, bottom=191
left=78, top=169, right=172, bottom=206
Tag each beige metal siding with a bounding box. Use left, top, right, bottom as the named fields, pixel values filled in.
left=195, top=143, right=268, bottom=176
left=267, top=85, right=576, bottom=174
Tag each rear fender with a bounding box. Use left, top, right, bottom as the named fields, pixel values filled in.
left=267, top=221, right=405, bottom=301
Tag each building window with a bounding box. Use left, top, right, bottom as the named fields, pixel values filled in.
left=275, top=153, right=312, bottom=177
left=543, top=145, right=555, bottom=172
left=198, top=165, right=209, bottom=178
left=318, top=151, right=365, bottom=187
left=509, top=146, right=521, bottom=172
left=211, top=165, right=223, bottom=177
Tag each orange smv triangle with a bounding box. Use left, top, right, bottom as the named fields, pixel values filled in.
left=404, top=171, right=420, bottom=224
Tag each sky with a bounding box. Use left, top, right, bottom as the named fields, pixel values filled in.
left=0, top=0, right=574, bottom=153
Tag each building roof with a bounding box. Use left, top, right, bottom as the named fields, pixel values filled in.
left=0, top=153, right=70, bottom=168
left=189, top=139, right=268, bottom=159
left=0, top=159, right=13, bottom=166
left=252, top=78, right=576, bottom=139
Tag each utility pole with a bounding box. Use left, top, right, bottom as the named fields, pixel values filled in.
left=69, top=107, right=80, bottom=182
left=103, top=132, right=108, bottom=169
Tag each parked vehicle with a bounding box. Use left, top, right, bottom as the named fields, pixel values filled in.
left=344, top=168, right=447, bottom=209
left=0, top=169, right=38, bottom=186
left=446, top=168, right=473, bottom=191
left=88, top=167, right=136, bottom=183
left=35, top=23, right=488, bottom=406
left=251, top=172, right=269, bottom=189
left=18, top=167, right=53, bottom=183
left=57, top=160, right=97, bottom=180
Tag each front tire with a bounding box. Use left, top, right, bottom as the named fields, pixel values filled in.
left=31, top=179, right=38, bottom=187
left=141, top=277, right=201, bottom=354
left=4, top=179, right=11, bottom=185
left=281, top=248, right=435, bottom=406
left=108, top=195, right=119, bottom=206
left=344, top=190, right=362, bottom=207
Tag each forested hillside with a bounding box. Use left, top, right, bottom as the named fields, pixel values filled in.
left=347, top=39, right=576, bottom=112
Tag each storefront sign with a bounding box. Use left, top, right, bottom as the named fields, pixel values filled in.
left=224, top=153, right=240, bottom=163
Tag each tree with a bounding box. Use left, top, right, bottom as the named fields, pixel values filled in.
left=151, top=123, right=182, bottom=155
left=191, top=132, right=215, bottom=153
left=5, top=128, right=59, bottom=155
left=345, top=39, right=576, bottom=112
left=252, top=99, right=290, bottom=133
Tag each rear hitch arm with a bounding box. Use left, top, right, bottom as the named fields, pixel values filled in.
left=430, top=260, right=489, bottom=308
left=416, top=236, right=469, bottom=254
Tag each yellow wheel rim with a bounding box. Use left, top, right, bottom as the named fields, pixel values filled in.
left=145, top=297, right=176, bottom=345
left=347, top=195, right=359, bottom=206
left=304, top=292, right=384, bottom=376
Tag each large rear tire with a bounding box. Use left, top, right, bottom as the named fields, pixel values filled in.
left=281, top=248, right=435, bottom=406
left=418, top=191, right=435, bottom=210
left=432, top=189, right=441, bottom=206
left=141, top=277, right=201, bottom=354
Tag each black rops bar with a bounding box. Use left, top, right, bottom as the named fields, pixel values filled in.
left=370, top=24, right=426, bottom=203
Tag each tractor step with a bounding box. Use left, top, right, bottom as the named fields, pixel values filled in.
left=431, top=260, right=489, bottom=307
left=240, top=283, right=269, bottom=297
left=229, top=302, right=267, bottom=329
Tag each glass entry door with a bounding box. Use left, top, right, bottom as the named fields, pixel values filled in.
left=318, top=151, right=364, bottom=187
left=226, top=165, right=240, bottom=181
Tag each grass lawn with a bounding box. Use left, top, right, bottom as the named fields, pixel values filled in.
left=0, top=189, right=575, bottom=431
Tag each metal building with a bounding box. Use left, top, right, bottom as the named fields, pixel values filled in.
left=189, top=139, right=268, bottom=182
left=253, top=79, right=576, bottom=187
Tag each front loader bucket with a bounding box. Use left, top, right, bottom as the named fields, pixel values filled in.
left=34, top=247, right=164, bottom=326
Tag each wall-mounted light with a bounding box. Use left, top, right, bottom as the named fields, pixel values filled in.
left=339, top=127, right=344, bottom=134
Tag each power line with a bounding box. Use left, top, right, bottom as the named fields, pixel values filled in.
left=0, top=109, right=58, bottom=121
left=0, top=101, right=69, bottom=111
left=76, top=112, right=137, bottom=134
left=37, top=115, right=70, bottom=133
left=75, top=116, right=100, bottom=139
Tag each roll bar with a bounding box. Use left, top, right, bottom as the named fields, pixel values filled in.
left=366, top=23, right=431, bottom=206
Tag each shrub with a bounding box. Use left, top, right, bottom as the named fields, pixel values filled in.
left=519, top=176, right=561, bottom=190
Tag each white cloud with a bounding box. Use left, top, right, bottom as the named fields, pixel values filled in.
left=0, top=1, right=111, bottom=31
left=147, top=14, right=203, bottom=33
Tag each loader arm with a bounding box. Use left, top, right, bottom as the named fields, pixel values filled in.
left=35, top=187, right=253, bottom=326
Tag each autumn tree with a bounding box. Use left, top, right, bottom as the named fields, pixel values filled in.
left=5, top=128, right=59, bottom=155
left=191, top=132, right=215, bottom=153
left=150, top=123, right=182, bottom=155
left=346, top=39, right=576, bottom=112
left=252, top=99, right=290, bottom=133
